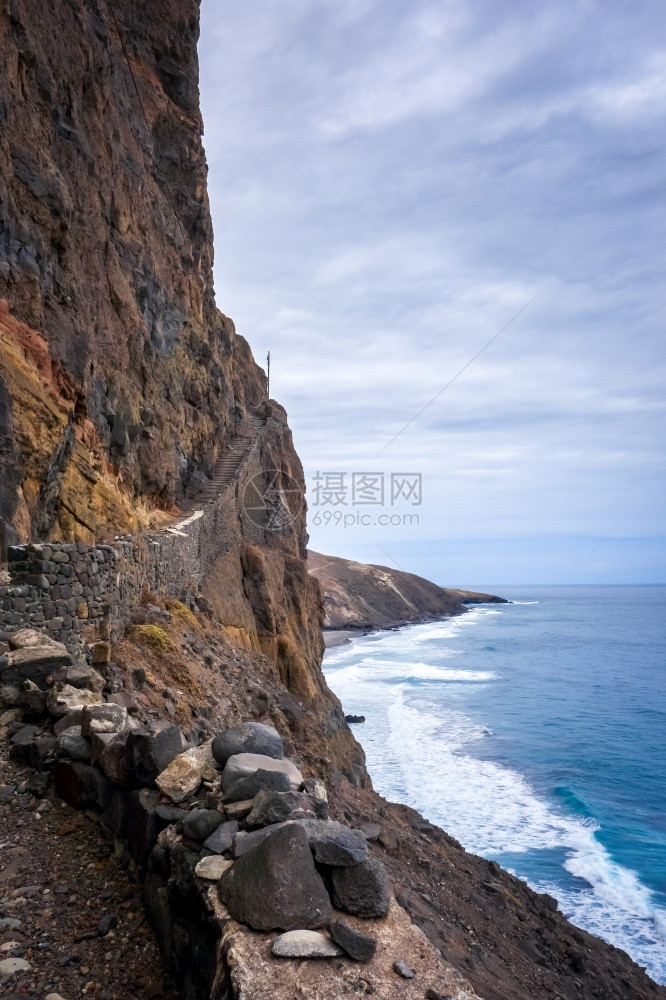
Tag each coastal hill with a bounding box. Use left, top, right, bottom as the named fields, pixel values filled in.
left=308, top=549, right=507, bottom=631
left=0, top=4, right=663, bottom=1000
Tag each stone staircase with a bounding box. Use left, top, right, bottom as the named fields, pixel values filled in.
left=181, top=415, right=265, bottom=513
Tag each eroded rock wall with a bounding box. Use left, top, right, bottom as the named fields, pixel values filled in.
left=0, top=0, right=343, bottom=749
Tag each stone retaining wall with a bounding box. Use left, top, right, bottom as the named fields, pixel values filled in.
left=0, top=432, right=266, bottom=652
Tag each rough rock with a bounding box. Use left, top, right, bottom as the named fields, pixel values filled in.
left=223, top=767, right=292, bottom=803
left=221, top=752, right=302, bottom=794
left=81, top=703, right=128, bottom=736
left=359, top=822, right=382, bottom=841
left=127, top=721, right=185, bottom=786
left=1, top=645, right=73, bottom=688
left=8, top=628, right=63, bottom=651
left=245, top=789, right=323, bottom=827
left=329, top=918, right=377, bottom=961
left=99, top=730, right=132, bottom=785
left=297, top=819, right=368, bottom=866
left=183, top=808, right=224, bottom=841
left=48, top=664, right=105, bottom=693
left=0, top=956, right=31, bottom=975
left=394, top=960, right=415, bottom=978
left=155, top=739, right=216, bottom=803
left=46, top=684, right=102, bottom=717
left=212, top=722, right=284, bottom=766
left=55, top=725, right=91, bottom=761
left=195, top=856, right=233, bottom=881
left=218, top=824, right=332, bottom=931
left=332, top=856, right=391, bottom=918
left=203, top=819, right=239, bottom=854
left=9, top=725, right=55, bottom=767
left=271, top=930, right=344, bottom=959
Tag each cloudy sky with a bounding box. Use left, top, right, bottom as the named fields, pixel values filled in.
left=198, top=0, right=665, bottom=585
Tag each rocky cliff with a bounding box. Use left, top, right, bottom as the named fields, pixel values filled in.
left=0, top=0, right=358, bottom=772
left=308, top=550, right=507, bottom=631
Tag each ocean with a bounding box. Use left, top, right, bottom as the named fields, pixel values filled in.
left=323, top=585, right=666, bottom=984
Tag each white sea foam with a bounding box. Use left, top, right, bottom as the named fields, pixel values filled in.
left=324, top=607, right=666, bottom=983
left=362, top=690, right=666, bottom=984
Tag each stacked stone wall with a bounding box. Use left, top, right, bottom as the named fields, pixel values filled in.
left=0, top=434, right=265, bottom=652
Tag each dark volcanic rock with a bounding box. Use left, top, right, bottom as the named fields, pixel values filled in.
left=203, top=819, right=238, bottom=854
left=218, top=824, right=332, bottom=931
left=126, top=721, right=184, bottom=786
left=331, top=856, right=391, bottom=918
left=329, top=919, right=377, bottom=962
left=297, top=819, right=368, bottom=866
left=182, top=808, right=224, bottom=842
left=212, top=722, right=283, bottom=766
left=245, top=789, right=320, bottom=827
left=222, top=767, right=292, bottom=803
left=1, top=645, right=73, bottom=687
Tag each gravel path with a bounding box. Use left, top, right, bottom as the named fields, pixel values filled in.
left=0, top=741, right=177, bottom=1000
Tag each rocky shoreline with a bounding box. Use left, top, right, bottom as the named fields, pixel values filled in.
left=309, top=550, right=507, bottom=632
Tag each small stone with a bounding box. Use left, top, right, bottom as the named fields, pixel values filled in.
left=271, top=930, right=343, bottom=959
left=393, top=960, right=415, bottom=979
left=194, top=856, right=233, bottom=880
left=329, top=919, right=377, bottom=962
left=45, top=994, right=68, bottom=1000
left=182, top=808, right=224, bottom=841
left=425, top=989, right=454, bottom=1000
left=155, top=804, right=186, bottom=823
left=212, top=722, right=283, bottom=767
left=203, top=819, right=238, bottom=854
left=97, top=913, right=117, bottom=936
left=359, top=822, right=382, bottom=841
left=0, top=956, right=31, bottom=975
left=224, top=798, right=255, bottom=821
left=0, top=918, right=21, bottom=931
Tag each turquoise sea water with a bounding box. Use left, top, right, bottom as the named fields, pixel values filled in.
left=323, top=585, right=666, bottom=983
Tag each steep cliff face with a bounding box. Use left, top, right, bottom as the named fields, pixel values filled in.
left=0, top=0, right=357, bottom=763
left=0, top=0, right=264, bottom=539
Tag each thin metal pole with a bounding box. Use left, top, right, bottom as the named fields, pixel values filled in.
left=266, top=351, right=271, bottom=398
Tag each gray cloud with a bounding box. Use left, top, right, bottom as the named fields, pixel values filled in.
left=199, top=0, right=666, bottom=582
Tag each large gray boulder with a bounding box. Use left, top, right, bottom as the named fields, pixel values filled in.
left=331, top=856, right=391, bottom=918
left=221, top=752, right=302, bottom=794
left=218, top=824, right=332, bottom=931
left=48, top=664, right=106, bottom=693
left=212, top=722, right=284, bottom=766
